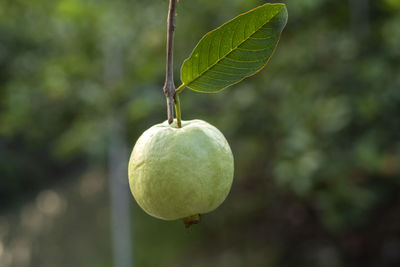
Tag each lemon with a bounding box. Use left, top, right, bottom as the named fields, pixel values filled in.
left=128, top=119, right=234, bottom=223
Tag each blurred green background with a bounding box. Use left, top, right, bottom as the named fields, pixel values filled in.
left=1, top=0, right=400, bottom=266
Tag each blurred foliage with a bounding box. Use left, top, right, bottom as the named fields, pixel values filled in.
left=0, top=0, right=400, bottom=266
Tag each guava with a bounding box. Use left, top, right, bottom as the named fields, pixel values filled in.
left=128, top=119, right=234, bottom=226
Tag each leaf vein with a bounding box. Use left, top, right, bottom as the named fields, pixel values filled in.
left=249, top=36, right=271, bottom=40
left=209, top=69, right=241, bottom=76
left=236, top=47, right=270, bottom=52
left=202, top=75, right=238, bottom=82
left=225, top=56, right=267, bottom=63
left=219, top=63, right=260, bottom=70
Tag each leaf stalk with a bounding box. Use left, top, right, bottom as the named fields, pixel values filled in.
left=176, top=83, right=186, bottom=94
left=174, top=94, right=182, bottom=128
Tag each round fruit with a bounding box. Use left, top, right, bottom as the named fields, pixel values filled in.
left=128, top=119, right=234, bottom=221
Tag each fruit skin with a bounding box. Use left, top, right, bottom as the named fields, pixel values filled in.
left=128, top=119, right=234, bottom=220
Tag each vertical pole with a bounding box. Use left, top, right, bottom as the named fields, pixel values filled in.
left=108, top=117, right=133, bottom=267
left=103, top=19, right=134, bottom=266
left=349, top=0, right=370, bottom=39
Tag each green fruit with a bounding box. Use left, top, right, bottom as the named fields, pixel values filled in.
left=128, top=119, right=234, bottom=223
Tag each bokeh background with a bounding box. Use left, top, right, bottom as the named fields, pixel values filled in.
left=1, top=0, right=400, bottom=266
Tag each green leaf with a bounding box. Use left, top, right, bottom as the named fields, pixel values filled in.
left=180, top=3, right=288, bottom=93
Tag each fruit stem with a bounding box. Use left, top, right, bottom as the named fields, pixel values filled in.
left=163, top=0, right=178, bottom=124
left=174, top=94, right=182, bottom=128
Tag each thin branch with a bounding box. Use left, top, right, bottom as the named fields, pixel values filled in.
left=163, top=0, right=178, bottom=124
